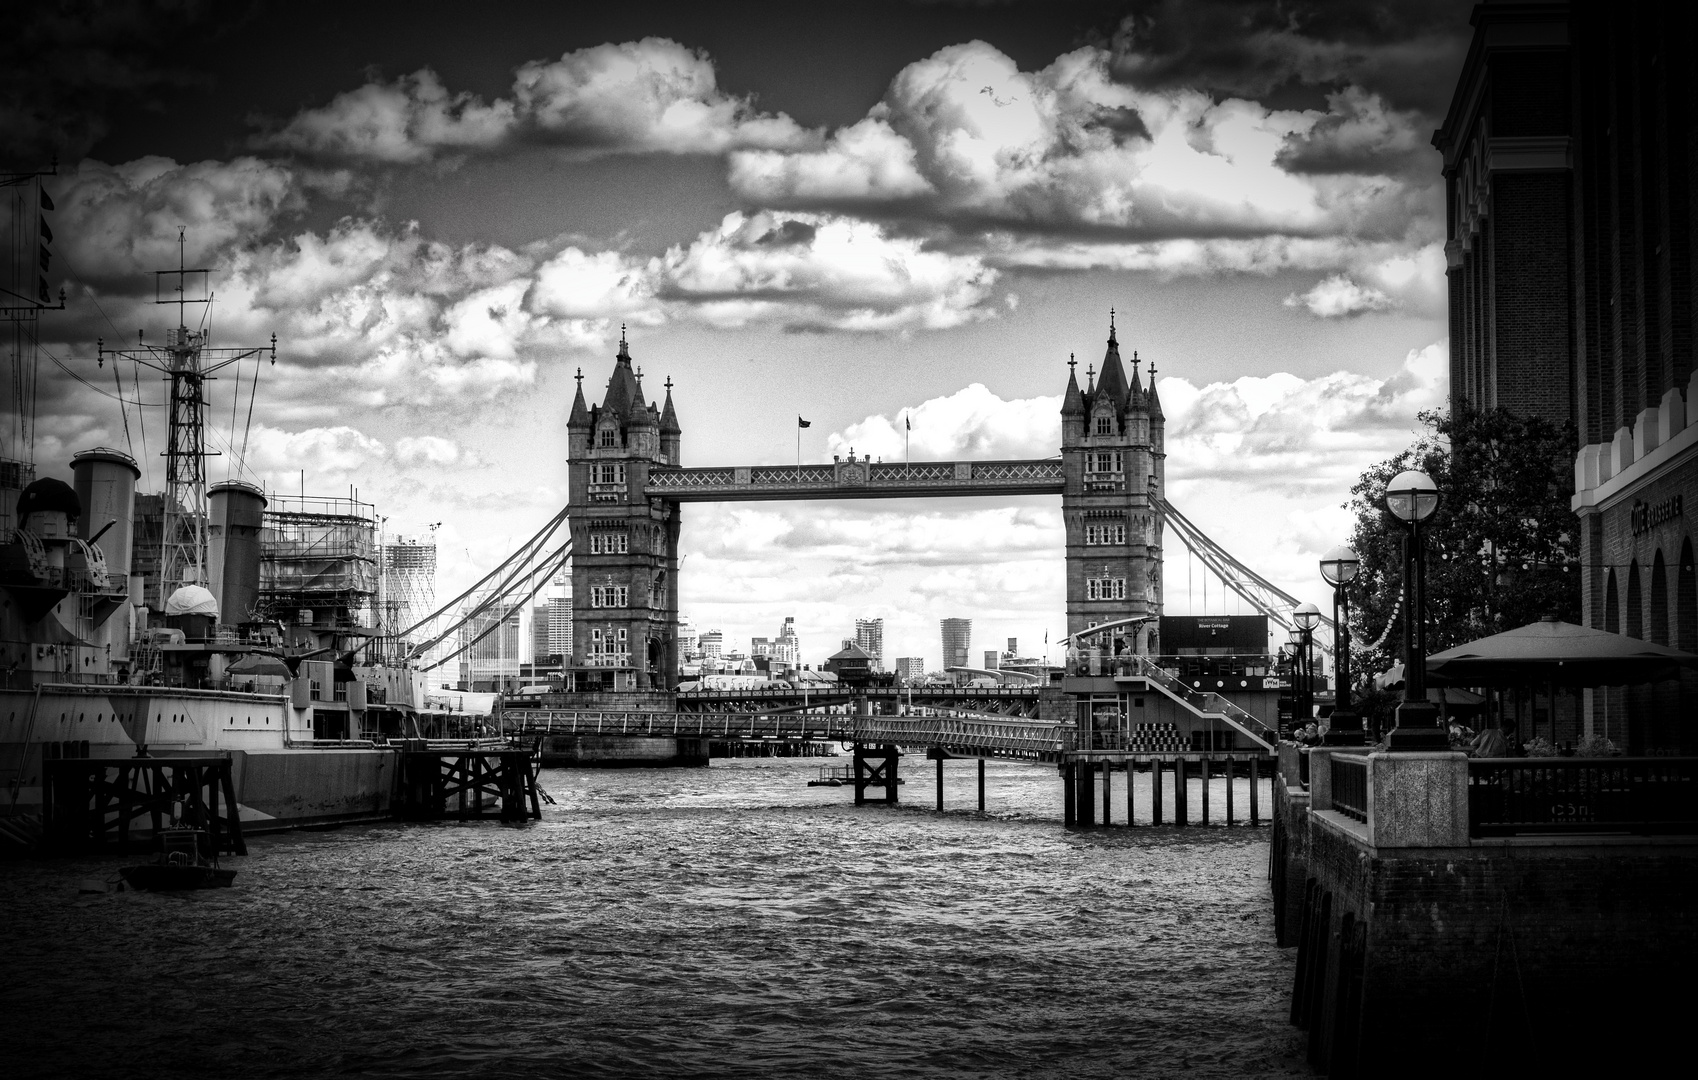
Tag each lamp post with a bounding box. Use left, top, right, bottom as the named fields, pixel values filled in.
left=1294, top=602, right=1321, bottom=738
left=1287, top=625, right=1309, bottom=732
left=1319, top=547, right=1362, bottom=746
left=1384, top=470, right=1446, bottom=750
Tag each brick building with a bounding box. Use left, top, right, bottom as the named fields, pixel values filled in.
left=1435, top=0, right=1696, bottom=751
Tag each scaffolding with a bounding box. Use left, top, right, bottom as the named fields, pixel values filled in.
left=257, top=494, right=377, bottom=629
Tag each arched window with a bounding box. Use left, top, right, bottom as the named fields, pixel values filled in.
left=598, top=426, right=617, bottom=448
left=1651, top=550, right=1669, bottom=645
left=1605, top=568, right=1620, bottom=634
left=1626, top=559, right=1643, bottom=639
left=1095, top=414, right=1113, bottom=436
left=1679, top=538, right=1696, bottom=652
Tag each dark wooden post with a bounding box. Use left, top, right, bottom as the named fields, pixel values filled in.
left=1126, top=762, right=1135, bottom=826
left=1102, top=761, right=1112, bottom=825
left=1152, top=759, right=1164, bottom=826
left=1077, top=761, right=1095, bottom=826
left=1226, top=756, right=1236, bottom=825
left=977, top=758, right=985, bottom=813
left=1250, top=755, right=1261, bottom=826
left=936, top=755, right=944, bottom=812
left=1200, top=757, right=1210, bottom=825
left=1175, top=757, right=1187, bottom=825
left=1063, top=761, right=1076, bottom=827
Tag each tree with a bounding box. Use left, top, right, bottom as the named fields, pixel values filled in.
left=1343, top=404, right=1580, bottom=707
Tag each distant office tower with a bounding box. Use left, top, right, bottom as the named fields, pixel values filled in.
left=775, top=616, right=800, bottom=666
left=547, top=595, right=573, bottom=658
left=458, top=604, right=521, bottom=690
left=940, top=618, right=971, bottom=669
left=1008, top=637, right=1018, bottom=653
left=532, top=604, right=549, bottom=662
left=381, top=534, right=437, bottom=647
left=750, top=636, right=771, bottom=658
left=700, top=630, right=724, bottom=658
left=984, top=650, right=1000, bottom=670
left=678, top=617, right=699, bottom=660
left=895, top=656, right=926, bottom=680
left=854, top=617, right=884, bottom=671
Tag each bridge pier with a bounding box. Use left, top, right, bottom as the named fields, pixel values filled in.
left=935, top=755, right=944, bottom=812
left=1151, top=759, right=1163, bottom=825
left=1102, top=762, right=1112, bottom=824
left=1063, top=762, right=1076, bottom=827
left=852, top=743, right=899, bottom=805
left=1074, top=761, right=1096, bottom=826
left=977, top=758, right=985, bottom=812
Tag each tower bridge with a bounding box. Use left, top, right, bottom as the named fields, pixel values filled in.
left=525, top=317, right=1326, bottom=812
left=565, top=318, right=1169, bottom=693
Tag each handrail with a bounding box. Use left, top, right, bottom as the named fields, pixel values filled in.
left=1467, top=756, right=1698, bottom=836
left=1120, top=655, right=1277, bottom=751
left=1330, top=755, right=1368, bottom=823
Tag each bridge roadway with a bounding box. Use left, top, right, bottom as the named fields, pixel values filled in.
left=505, top=710, right=1068, bottom=762
left=645, top=458, right=1064, bottom=501
left=674, top=685, right=1044, bottom=719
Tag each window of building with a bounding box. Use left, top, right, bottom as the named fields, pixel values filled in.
left=1088, top=451, right=1123, bottom=474
left=1095, top=415, right=1113, bottom=435
left=1087, top=578, right=1127, bottom=601
left=595, top=463, right=625, bottom=485
left=1083, top=523, right=1128, bottom=546
left=589, top=586, right=629, bottom=608
left=598, top=427, right=617, bottom=448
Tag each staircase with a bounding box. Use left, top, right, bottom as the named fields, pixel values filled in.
left=1121, top=656, right=1278, bottom=751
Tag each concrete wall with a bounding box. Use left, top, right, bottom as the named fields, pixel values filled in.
left=232, top=748, right=392, bottom=826
left=539, top=735, right=707, bottom=768
left=1277, top=747, right=1698, bottom=1074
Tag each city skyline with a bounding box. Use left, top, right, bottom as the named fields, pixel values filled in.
left=11, top=0, right=1467, bottom=671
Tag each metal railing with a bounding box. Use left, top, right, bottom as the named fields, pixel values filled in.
left=1468, top=757, right=1698, bottom=836
left=1118, top=655, right=1278, bottom=750
left=1330, top=755, right=1368, bottom=823
left=505, top=710, right=1069, bottom=760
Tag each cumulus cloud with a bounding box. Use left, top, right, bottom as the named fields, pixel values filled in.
left=657, top=211, right=999, bottom=331
left=732, top=42, right=1434, bottom=243
left=1283, top=273, right=1398, bottom=317
left=254, top=38, right=815, bottom=164
left=829, top=384, right=1060, bottom=461
left=394, top=435, right=474, bottom=468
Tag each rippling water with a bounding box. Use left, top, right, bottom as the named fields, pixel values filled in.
left=3, top=757, right=1306, bottom=1078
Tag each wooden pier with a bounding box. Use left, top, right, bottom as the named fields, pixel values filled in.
left=40, top=753, right=246, bottom=856
left=393, top=744, right=542, bottom=822
left=1063, top=754, right=1268, bottom=828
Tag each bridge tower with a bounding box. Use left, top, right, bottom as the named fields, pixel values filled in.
left=564, top=329, right=682, bottom=693
left=1060, top=313, right=1165, bottom=652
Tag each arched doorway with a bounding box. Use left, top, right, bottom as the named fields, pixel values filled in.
left=1651, top=550, right=1669, bottom=646
left=1605, top=568, right=1620, bottom=633
left=1679, top=538, right=1696, bottom=652
left=1626, top=560, right=1643, bottom=640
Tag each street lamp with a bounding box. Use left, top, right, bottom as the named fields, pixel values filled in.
left=1384, top=470, right=1446, bottom=750
left=1287, top=624, right=1309, bottom=733
left=1319, top=547, right=1362, bottom=746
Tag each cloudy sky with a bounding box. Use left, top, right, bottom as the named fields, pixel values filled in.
left=4, top=0, right=1469, bottom=669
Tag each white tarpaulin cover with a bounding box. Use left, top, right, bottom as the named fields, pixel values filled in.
left=164, top=584, right=219, bottom=617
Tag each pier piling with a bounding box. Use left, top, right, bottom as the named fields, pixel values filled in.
left=1152, top=760, right=1164, bottom=826
left=977, top=758, right=985, bottom=813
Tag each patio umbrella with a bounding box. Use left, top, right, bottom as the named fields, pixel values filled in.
left=1426, top=615, right=1698, bottom=687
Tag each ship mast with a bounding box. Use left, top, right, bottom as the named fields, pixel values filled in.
left=104, top=230, right=274, bottom=594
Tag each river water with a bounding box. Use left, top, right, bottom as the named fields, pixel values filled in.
left=2, top=757, right=1307, bottom=1078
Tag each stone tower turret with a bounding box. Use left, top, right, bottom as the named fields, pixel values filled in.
left=1061, top=312, right=1164, bottom=655
left=565, top=327, right=681, bottom=694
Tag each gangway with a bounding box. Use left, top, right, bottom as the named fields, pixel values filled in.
left=1116, top=655, right=1278, bottom=752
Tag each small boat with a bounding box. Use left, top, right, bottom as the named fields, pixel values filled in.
left=119, top=828, right=236, bottom=891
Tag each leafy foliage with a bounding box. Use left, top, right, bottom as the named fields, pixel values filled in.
left=1343, top=404, right=1579, bottom=709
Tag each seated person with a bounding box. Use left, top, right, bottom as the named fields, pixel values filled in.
left=1471, top=721, right=1510, bottom=758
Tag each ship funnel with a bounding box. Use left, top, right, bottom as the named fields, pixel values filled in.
left=208, top=481, right=267, bottom=625
left=71, top=448, right=140, bottom=577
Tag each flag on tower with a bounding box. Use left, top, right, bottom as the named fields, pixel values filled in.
left=905, top=413, right=910, bottom=431
left=798, top=416, right=811, bottom=428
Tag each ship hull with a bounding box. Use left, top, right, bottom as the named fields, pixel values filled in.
left=0, top=685, right=393, bottom=832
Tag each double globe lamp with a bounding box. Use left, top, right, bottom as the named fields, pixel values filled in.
left=1318, top=546, right=1362, bottom=745
left=1287, top=602, right=1322, bottom=734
